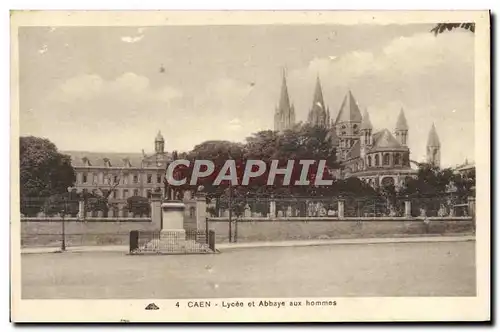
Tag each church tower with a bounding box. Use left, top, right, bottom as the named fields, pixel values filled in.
left=359, top=108, right=373, bottom=169
left=307, top=75, right=329, bottom=128
left=155, top=131, right=165, bottom=154
left=426, top=123, right=441, bottom=167
left=274, top=69, right=296, bottom=131
left=395, top=108, right=409, bottom=146
left=334, top=90, right=363, bottom=161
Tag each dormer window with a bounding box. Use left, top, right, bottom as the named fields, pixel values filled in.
left=123, top=158, right=132, bottom=168
left=82, top=157, right=92, bottom=166
left=103, top=158, right=112, bottom=167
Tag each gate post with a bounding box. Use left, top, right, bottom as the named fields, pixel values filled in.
left=404, top=198, right=412, bottom=218
left=338, top=198, right=345, bottom=219
left=196, top=192, right=207, bottom=232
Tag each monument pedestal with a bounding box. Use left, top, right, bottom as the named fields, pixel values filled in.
left=141, top=200, right=213, bottom=253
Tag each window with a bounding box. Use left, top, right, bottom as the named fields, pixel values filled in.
left=123, top=175, right=129, bottom=185
left=383, top=154, right=390, bottom=166
left=113, top=175, right=119, bottom=184
left=147, top=174, right=152, bottom=184
left=124, top=189, right=129, bottom=198
left=82, top=173, right=88, bottom=183
left=341, top=125, right=346, bottom=129
left=133, top=175, right=139, bottom=183
left=367, top=156, right=372, bottom=167
left=113, top=190, right=117, bottom=199
left=133, top=189, right=139, bottom=196
left=353, top=124, right=358, bottom=129
left=375, top=155, right=380, bottom=166
left=394, top=153, right=401, bottom=165
left=147, top=189, right=152, bottom=198
left=92, top=189, right=97, bottom=196
left=189, top=207, right=196, bottom=218
left=341, top=131, right=346, bottom=136
left=157, top=174, right=162, bottom=184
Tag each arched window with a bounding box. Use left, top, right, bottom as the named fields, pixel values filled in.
left=367, top=156, right=372, bottom=167
left=353, top=124, right=358, bottom=129
left=341, top=125, right=346, bottom=129
left=394, top=153, right=401, bottom=165
left=189, top=207, right=196, bottom=218
left=375, top=154, right=380, bottom=166
left=341, top=131, right=346, bottom=136
left=383, top=153, right=390, bottom=166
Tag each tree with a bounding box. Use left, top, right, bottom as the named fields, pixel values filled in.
left=431, top=23, right=475, bottom=35
left=20, top=136, right=76, bottom=216
left=127, top=196, right=150, bottom=217
left=42, top=190, right=80, bottom=217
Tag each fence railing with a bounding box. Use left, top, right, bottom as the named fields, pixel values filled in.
left=129, top=230, right=216, bottom=254
left=20, top=197, right=151, bottom=219
left=212, top=195, right=473, bottom=219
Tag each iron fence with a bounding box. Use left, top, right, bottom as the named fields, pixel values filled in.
left=213, top=194, right=473, bottom=219
left=129, top=230, right=216, bottom=254
left=20, top=196, right=152, bottom=218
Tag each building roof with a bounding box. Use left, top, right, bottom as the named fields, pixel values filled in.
left=360, top=108, right=373, bottom=130
left=345, top=140, right=360, bottom=160
left=334, top=90, right=363, bottom=124
left=395, top=108, right=409, bottom=131
left=427, top=123, right=440, bottom=147
left=62, top=150, right=171, bottom=168
left=155, top=131, right=165, bottom=142
left=370, top=129, right=405, bottom=151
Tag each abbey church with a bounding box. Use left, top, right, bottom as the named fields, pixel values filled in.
left=273, top=71, right=442, bottom=189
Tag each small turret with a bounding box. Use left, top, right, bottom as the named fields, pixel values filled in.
left=395, top=108, right=409, bottom=146
left=155, top=130, right=165, bottom=154
left=426, top=123, right=441, bottom=167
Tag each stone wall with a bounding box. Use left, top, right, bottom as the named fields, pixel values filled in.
left=207, top=217, right=474, bottom=243
left=21, top=218, right=155, bottom=247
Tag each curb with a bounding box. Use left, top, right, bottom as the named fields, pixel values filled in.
left=21, top=235, right=475, bottom=255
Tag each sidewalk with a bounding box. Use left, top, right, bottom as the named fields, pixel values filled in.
left=21, top=234, right=475, bottom=255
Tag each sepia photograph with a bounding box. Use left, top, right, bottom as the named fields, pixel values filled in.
left=10, top=10, right=490, bottom=322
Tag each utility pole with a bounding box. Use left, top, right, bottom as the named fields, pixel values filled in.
left=228, top=182, right=232, bottom=243
left=61, top=197, right=67, bottom=251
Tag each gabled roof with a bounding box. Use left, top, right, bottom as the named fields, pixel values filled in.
left=335, top=90, right=363, bottom=124
left=427, top=123, right=440, bottom=147
left=370, top=129, right=406, bottom=151
left=395, top=108, right=409, bottom=131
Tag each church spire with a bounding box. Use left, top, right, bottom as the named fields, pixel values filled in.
left=395, top=108, right=409, bottom=146
left=274, top=68, right=295, bottom=131
left=307, top=75, right=328, bottom=128
left=395, top=108, right=409, bottom=131
left=427, top=123, right=440, bottom=147
left=278, top=68, right=291, bottom=112
left=426, top=123, right=441, bottom=167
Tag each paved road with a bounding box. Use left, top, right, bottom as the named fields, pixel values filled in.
left=21, top=241, right=476, bottom=299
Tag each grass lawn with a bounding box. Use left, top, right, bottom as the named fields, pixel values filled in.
left=21, top=241, right=476, bottom=299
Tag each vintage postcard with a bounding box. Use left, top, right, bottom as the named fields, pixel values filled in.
left=10, top=10, right=490, bottom=322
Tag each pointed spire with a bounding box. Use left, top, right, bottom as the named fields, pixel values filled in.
left=312, top=74, right=325, bottom=109
left=335, top=90, right=362, bottom=124
left=395, top=108, right=409, bottom=131
left=278, top=68, right=291, bottom=112
left=360, top=108, right=373, bottom=130
left=427, top=123, right=440, bottom=147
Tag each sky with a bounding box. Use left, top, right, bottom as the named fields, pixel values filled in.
left=18, top=24, right=474, bottom=167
